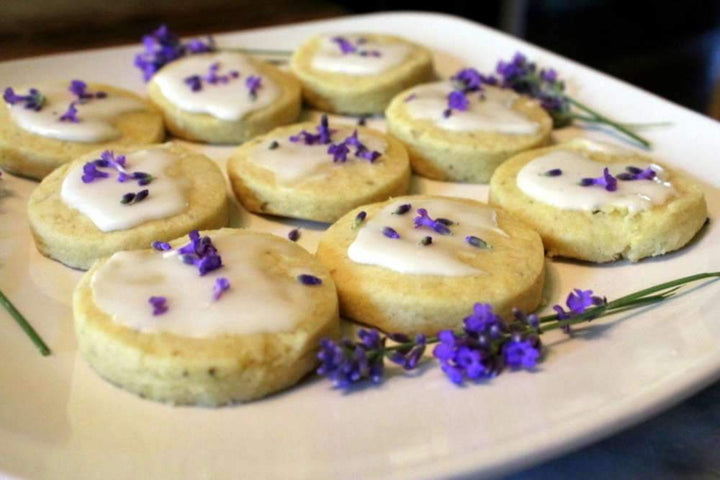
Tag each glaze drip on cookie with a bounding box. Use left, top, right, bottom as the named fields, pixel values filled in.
left=91, top=233, right=322, bottom=337
left=516, top=150, right=676, bottom=212
left=311, top=35, right=411, bottom=76
left=61, top=147, right=188, bottom=231
left=347, top=198, right=506, bottom=276
left=404, top=82, right=540, bottom=134
left=152, top=52, right=279, bottom=120
left=5, top=83, right=146, bottom=142
left=248, top=126, right=387, bottom=185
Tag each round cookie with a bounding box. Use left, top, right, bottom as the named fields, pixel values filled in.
left=73, top=228, right=340, bottom=406
left=147, top=52, right=301, bottom=144
left=386, top=81, right=553, bottom=183
left=227, top=117, right=411, bottom=222
left=290, top=33, right=434, bottom=115
left=0, top=83, right=164, bottom=180
left=316, top=195, right=545, bottom=335
left=489, top=140, right=708, bottom=262
left=28, top=143, right=229, bottom=270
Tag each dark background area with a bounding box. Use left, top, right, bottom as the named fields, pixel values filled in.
left=3, top=0, right=720, bottom=118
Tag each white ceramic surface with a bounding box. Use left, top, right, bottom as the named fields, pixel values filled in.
left=1, top=12, right=719, bottom=480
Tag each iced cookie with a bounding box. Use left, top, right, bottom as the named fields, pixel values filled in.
left=28, top=143, right=229, bottom=270
left=227, top=115, right=411, bottom=222
left=386, top=68, right=553, bottom=183
left=73, top=228, right=339, bottom=406
left=290, top=34, right=434, bottom=115
left=316, top=195, right=545, bottom=335
left=0, top=81, right=164, bottom=179
left=147, top=51, right=301, bottom=143
left=489, top=140, right=708, bottom=262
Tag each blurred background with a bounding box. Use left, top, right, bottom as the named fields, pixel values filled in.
left=2, top=0, right=720, bottom=118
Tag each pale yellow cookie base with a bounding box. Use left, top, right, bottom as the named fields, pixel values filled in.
left=148, top=56, right=301, bottom=144
left=316, top=195, right=545, bottom=335
left=385, top=88, right=553, bottom=183
left=291, top=34, right=434, bottom=115
left=488, top=141, right=708, bottom=262
left=73, top=229, right=340, bottom=406
left=0, top=84, right=164, bottom=180
left=28, top=143, right=229, bottom=270
left=227, top=123, right=411, bottom=223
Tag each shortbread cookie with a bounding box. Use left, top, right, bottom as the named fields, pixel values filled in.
left=227, top=116, right=411, bottom=222
left=28, top=143, right=229, bottom=270
left=147, top=52, right=301, bottom=144
left=290, top=33, right=434, bottom=115
left=489, top=140, right=708, bottom=262
left=0, top=81, right=164, bottom=179
left=386, top=72, right=553, bottom=183
left=73, top=228, right=339, bottom=406
left=316, top=195, right=545, bottom=335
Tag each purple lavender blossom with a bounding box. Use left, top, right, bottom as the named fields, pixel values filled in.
left=382, top=226, right=400, bottom=239
left=59, top=103, right=79, bottom=123
left=465, top=236, right=489, bottom=248
left=288, top=228, right=301, bottom=242
left=213, top=277, right=230, bottom=300
left=245, top=75, right=262, bottom=99
left=543, top=168, right=563, bottom=177
left=414, top=208, right=452, bottom=235
left=502, top=334, right=541, bottom=369
left=316, top=329, right=385, bottom=387
left=3, top=87, right=45, bottom=111
left=177, top=230, right=223, bottom=276
left=332, top=36, right=357, bottom=54
left=354, top=210, right=367, bottom=227
left=392, top=203, right=412, bottom=215
left=580, top=167, right=618, bottom=192
left=553, top=288, right=606, bottom=333
left=81, top=161, right=110, bottom=183
left=297, top=274, right=322, bottom=286
left=289, top=115, right=333, bottom=145
left=69, top=80, right=105, bottom=101
left=444, top=90, right=469, bottom=118
left=388, top=333, right=426, bottom=370
left=152, top=241, right=172, bottom=251
left=450, top=67, right=497, bottom=92
left=148, top=296, right=168, bottom=315
left=134, top=24, right=217, bottom=82
left=328, top=142, right=350, bottom=163
left=617, top=165, right=657, bottom=181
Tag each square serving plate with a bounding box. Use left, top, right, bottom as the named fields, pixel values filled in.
left=1, top=11, right=719, bottom=480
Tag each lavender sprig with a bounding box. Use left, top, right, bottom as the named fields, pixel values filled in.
left=317, top=272, right=720, bottom=389
left=495, top=52, right=653, bottom=148
left=3, top=87, right=45, bottom=111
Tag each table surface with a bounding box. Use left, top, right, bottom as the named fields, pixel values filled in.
left=2, top=8, right=720, bottom=480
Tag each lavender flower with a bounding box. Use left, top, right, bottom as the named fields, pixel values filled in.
left=176, top=230, right=223, bottom=276
left=450, top=67, right=497, bottom=92
left=59, top=103, right=79, bottom=123
left=213, top=277, right=230, bottom=300
left=120, top=189, right=149, bottom=205
left=68, top=80, right=105, bottom=101
left=465, top=235, right=489, bottom=248
left=617, top=165, right=657, bottom=181
left=81, top=161, right=110, bottom=183
left=3, top=87, right=45, bottom=111
left=414, top=208, right=452, bottom=235
left=354, top=210, right=367, bottom=228
left=580, top=167, right=618, bottom=192
left=332, top=36, right=357, bottom=54
left=289, top=115, right=333, bottom=145
left=148, top=296, right=168, bottom=316
left=419, top=236, right=433, bottom=246
left=495, top=52, right=572, bottom=127
left=552, top=288, right=606, bottom=334
left=392, top=203, right=412, bottom=215
left=502, top=334, right=541, bottom=369
left=134, top=24, right=217, bottom=81
left=288, top=228, right=300, bottom=242
left=297, top=274, right=322, bottom=286
left=152, top=241, right=172, bottom=251
left=245, top=75, right=262, bottom=99
left=382, top=226, right=400, bottom=239
left=388, top=333, right=426, bottom=370
left=338, top=130, right=381, bottom=162
left=327, top=142, right=350, bottom=163
left=184, top=62, right=240, bottom=92
left=444, top=90, right=469, bottom=118
left=542, top=168, right=563, bottom=177
left=183, top=75, right=203, bottom=92
left=317, top=329, right=386, bottom=387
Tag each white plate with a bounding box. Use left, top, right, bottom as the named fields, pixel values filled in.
left=1, top=12, right=719, bottom=480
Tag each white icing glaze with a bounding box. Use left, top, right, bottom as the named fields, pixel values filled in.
left=152, top=52, right=279, bottom=121
left=404, top=82, right=540, bottom=135
left=248, top=127, right=387, bottom=185
left=6, top=84, right=146, bottom=143
left=91, top=234, right=322, bottom=337
left=347, top=198, right=507, bottom=276
left=516, top=150, right=676, bottom=212
left=311, top=35, right=411, bottom=76
left=61, top=147, right=188, bottom=232
left=564, top=139, right=635, bottom=157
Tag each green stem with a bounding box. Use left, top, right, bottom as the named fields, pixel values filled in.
left=570, top=113, right=672, bottom=129
left=569, top=97, right=652, bottom=148
left=0, top=289, right=51, bottom=356
left=225, top=47, right=293, bottom=57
